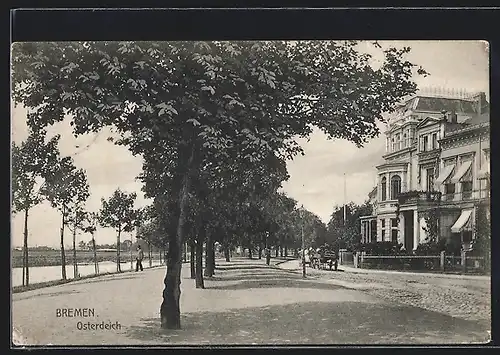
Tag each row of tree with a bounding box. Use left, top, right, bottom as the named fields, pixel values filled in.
left=12, top=40, right=426, bottom=328
left=12, top=131, right=144, bottom=285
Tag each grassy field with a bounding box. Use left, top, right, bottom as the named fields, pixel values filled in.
left=11, top=249, right=163, bottom=268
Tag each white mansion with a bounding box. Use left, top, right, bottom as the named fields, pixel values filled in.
left=360, top=88, right=490, bottom=251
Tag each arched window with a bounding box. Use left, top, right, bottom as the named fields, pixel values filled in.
left=381, top=177, right=387, bottom=201
left=391, top=175, right=402, bottom=200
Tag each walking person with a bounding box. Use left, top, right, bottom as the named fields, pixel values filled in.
left=265, top=247, right=271, bottom=265
left=135, top=245, right=144, bottom=272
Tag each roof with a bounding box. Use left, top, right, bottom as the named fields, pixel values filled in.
left=463, top=112, right=490, bottom=126
left=416, top=116, right=442, bottom=128
left=443, top=112, right=490, bottom=136
left=368, top=186, right=377, bottom=198
left=415, top=96, right=478, bottom=114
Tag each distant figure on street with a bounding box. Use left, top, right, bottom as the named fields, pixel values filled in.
left=136, top=246, right=144, bottom=272
left=265, top=247, right=271, bottom=265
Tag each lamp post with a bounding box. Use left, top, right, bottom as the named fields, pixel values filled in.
left=301, top=205, right=306, bottom=278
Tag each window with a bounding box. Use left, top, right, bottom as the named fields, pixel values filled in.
left=463, top=231, right=473, bottom=244
left=402, top=133, right=407, bottom=148
left=462, top=181, right=472, bottom=200
left=392, top=134, right=400, bottom=151
left=370, top=220, right=377, bottom=242
left=445, top=183, right=455, bottom=201
left=423, top=136, right=429, bottom=151
left=390, top=218, right=398, bottom=243
left=391, top=229, right=398, bottom=243
left=381, top=219, right=386, bottom=241
left=381, top=177, right=387, bottom=201
left=426, top=168, right=435, bottom=192
left=390, top=175, right=402, bottom=200
left=410, top=128, right=416, bottom=145
left=431, top=133, right=438, bottom=150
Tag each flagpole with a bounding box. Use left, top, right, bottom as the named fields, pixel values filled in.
left=343, top=173, right=347, bottom=225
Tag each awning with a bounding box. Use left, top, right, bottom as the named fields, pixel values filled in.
left=477, top=164, right=490, bottom=180
left=450, top=160, right=472, bottom=184
left=451, top=209, right=473, bottom=233
left=434, top=164, right=455, bottom=187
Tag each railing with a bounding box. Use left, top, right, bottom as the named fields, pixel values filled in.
left=355, top=252, right=489, bottom=274
left=440, top=189, right=490, bottom=203
left=397, top=190, right=442, bottom=205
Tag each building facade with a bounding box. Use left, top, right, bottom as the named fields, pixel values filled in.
left=360, top=88, right=490, bottom=251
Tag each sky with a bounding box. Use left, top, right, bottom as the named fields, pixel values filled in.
left=11, top=40, right=489, bottom=248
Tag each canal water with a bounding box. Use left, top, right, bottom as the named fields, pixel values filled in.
left=11, top=259, right=165, bottom=287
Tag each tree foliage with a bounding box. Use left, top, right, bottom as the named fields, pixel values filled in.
left=327, top=201, right=373, bottom=251
left=11, top=128, right=60, bottom=213
left=11, top=40, right=427, bottom=328
left=11, top=127, right=62, bottom=286
left=99, top=188, right=139, bottom=272
left=99, top=188, right=139, bottom=233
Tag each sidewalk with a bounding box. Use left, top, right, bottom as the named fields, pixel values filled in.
left=277, top=259, right=490, bottom=281
left=340, top=264, right=491, bottom=281
left=12, top=257, right=490, bottom=346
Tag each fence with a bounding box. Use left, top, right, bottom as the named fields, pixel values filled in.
left=339, top=251, right=354, bottom=266
left=355, top=251, right=489, bottom=274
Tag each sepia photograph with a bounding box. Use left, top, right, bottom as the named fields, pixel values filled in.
left=10, top=40, right=490, bottom=346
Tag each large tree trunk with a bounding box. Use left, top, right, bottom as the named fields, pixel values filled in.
left=285, top=246, right=288, bottom=257
left=224, top=245, right=230, bottom=262
left=159, top=247, right=162, bottom=264
left=195, top=234, right=205, bottom=288
left=160, top=149, right=193, bottom=329
left=190, top=240, right=195, bottom=279
left=204, top=234, right=214, bottom=277
left=116, top=226, right=122, bottom=272
left=280, top=246, right=283, bottom=257
left=248, top=247, right=252, bottom=259
left=92, top=236, right=98, bottom=274
left=183, top=242, right=187, bottom=262
left=211, top=242, right=216, bottom=271
left=60, top=209, right=67, bottom=281
left=23, top=208, right=29, bottom=286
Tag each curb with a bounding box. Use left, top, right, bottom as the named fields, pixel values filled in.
left=276, top=259, right=490, bottom=281
left=12, top=263, right=172, bottom=294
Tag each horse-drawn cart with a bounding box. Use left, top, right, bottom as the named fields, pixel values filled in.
left=310, top=247, right=338, bottom=271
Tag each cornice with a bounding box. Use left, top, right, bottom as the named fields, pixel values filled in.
left=441, top=124, right=489, bottom=143
left=382, top=146, right=416, bottom=160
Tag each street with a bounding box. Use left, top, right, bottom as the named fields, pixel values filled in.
left=12, top=257, right=490, bottom=345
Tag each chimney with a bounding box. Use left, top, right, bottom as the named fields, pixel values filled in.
left=446, top=111, right=458, bottom=124
left=473, top=92, right=487, bottom=114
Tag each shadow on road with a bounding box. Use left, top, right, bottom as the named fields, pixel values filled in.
left=74, top=274, right=142, bottom=285
left=124, top=301, right=489, bottom=345
left=215, top=265, right=274, bottom=271
left=206, top=278, right=344, bottom=291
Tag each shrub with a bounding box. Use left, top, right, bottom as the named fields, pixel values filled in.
left=357, top=241, right=403, bottom=255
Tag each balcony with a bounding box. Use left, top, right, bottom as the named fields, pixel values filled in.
left=397, top=190, right=442, bottom=206
left=441, top=189, right=490, bottom=203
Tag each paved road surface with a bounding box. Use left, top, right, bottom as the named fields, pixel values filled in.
left=279, top=259, right=491, bottom=324
left=12, top=257, right=491, bottom=346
